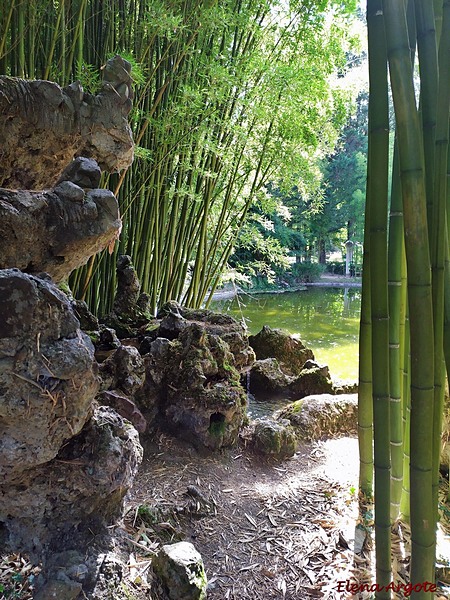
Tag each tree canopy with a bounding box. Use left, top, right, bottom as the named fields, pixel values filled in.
left=0, top=0, right=361, bottom=311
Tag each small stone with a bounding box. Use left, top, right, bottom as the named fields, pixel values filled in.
left=58, top=157, right=102, bottom=189
left=34, top=579, right=82, bottom=600
left=252, top=417, right=298, bottom=458
left=153, top=541, right=207, bottom=600
left=54, top=181, right=85, bottom=203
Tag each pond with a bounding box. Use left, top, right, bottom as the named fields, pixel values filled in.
left=211, top=287, right=361, bottom=382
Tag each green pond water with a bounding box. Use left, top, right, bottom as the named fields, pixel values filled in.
left=212, top=286, right=361, bottom=382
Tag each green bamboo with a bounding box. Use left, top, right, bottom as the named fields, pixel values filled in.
left=383, top=0, right=436, bottom=593
left=366, top=2, right=391, bottom=595
left=414, top=0, right=438, bottom=228
left=400, top=307, right=411, bottom=520
left=430, top=0, right=450, bottom=524
left=388, top=140, right=406, bottom=523
left=358, top=184, right=373, bottom=498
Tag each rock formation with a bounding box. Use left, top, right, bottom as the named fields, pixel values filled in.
left=276, top=393, right=358, bottom=440
left=0, top=55, right=133, bottom=189
left=0, top=183, right=120, bottom=282
left=249, top=325, right=314, bottom=375
left=0, top=59, right=141, bottom=599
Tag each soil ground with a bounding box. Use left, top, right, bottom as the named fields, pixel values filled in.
left=123, top=433, right=365, bottom=600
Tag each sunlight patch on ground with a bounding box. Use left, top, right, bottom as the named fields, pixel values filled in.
left=312, top=437, right=359, bottom=488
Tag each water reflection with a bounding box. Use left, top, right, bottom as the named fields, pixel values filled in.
left=212, top=287, right=361, bottom=381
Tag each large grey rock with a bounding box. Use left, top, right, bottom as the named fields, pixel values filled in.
left=0, top=55, right=133, bottom=190
left=248, top=358, right=294, bottom=396
left=287, top=365, right=334, bottom=398
left=134, top=303, right=254, bottom=447
left=249, top=325, right=314, bottom=375
left=0, top=270, right=98, bottom=477
left=153, top=541, right=207, bottom=600
left=0, top=185, right=121, bottom=282
left=158, top=301, right=255, bottom=368
left=276, top=393, right=358, bottom=440
left=162, top=323, right=247, bottom=449
left=1, top=406, right=143, bottom=555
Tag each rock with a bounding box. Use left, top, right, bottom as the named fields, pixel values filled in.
left=162, top=323, right=247, bottom=449
left=0, top=56, right=134, bottom=190
left=97, top=389, right=147, bottom=433
left=34, top=579, right=82, bottom=600
left=113, top=255, right=142, bottom=315
left=276, top=393, right=358, bottom=441
left=131, top=303, right=254, bottom=447
left=248, top=358, right=294, bottom=396
left=332, top=380, right=359, bottom=394
left=0, top=270, right=98, bottom=477
left=98, top=345, right=145, bottom=395
left=1, top=406, right=143, bottom=555
left=249, top=325, right=314, bottom=375
left=251, top=417, right=298, bottom=458
left=58, top=157, right=102, bottom=189
left=72, top=299, right=100, bottom=331
left=86, top=553, right=125, bottom=599
left=157, top=301, right=255, bottom=368
left=302, top=359, right=330, bottom=379
left=153, top=541, right=207, bottom=600
left=288, top=366, right=334, bottom=399
left=98, top=326, right=121, bottom=350
left=0, top=185, right=121, bottom=282
left=54, top=180, right=85, bottom=203
left=133, top=337, right=172, bottom=428
left=105, top=255, right=154, bottom=337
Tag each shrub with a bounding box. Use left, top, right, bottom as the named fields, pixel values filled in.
left=326, top=261, right=345, bottom=275
left=290, top=262, right=325, bottom=283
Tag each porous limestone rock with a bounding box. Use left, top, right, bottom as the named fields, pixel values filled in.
left=248, top=358, right=294, bottom=397
left=131, top=302, right=254, bottom=446
left=287, top=366, right=334, bottom=398
left=1, top=406, right=143, bottom=556
left=0, top=184, right=121, bottom=282
left=0, top=269, right=98, bottom=477
left=153, top=541, right=207, bottom=600
left=249, top=325, right=314, bottom=376
left=276, top=393, right=358, bottom=440
left=0, top=55, right=134, bottom=190
left=104, top=255, right=154, bottom=337
left=161, top=323, right=247, bottom=449
left=251, top=417, right=298, bottom=458
left=98, top=344, right=145, bottom=396
left=157, top=301, right=255, bottom=369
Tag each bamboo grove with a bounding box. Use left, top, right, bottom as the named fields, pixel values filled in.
left=0, top=0, right=357, bottom=315
left=358, top=0, right=450, bottom=596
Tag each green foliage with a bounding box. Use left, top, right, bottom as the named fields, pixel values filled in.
left=326, top=260, right=345, bottom=275
left=0, top=0, right=361, bottom=312
left=290, top=262, right=325, bottom=283
left=75, top=62, right=100, bottom=94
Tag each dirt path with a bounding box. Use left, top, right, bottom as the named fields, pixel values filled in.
left=124, top=434, right=362, bottom=599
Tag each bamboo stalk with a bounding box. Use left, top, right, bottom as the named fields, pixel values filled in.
left=383, top=0, right=436, bottom=591
left=366, top=2, right=391, bottom=594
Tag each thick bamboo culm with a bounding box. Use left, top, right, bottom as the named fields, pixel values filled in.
left=362, top=0, right=450, bottom=595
